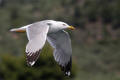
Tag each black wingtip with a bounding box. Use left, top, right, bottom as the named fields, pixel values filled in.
left=60, top=57, right=72, bottom=77
left=64, top=71, right=71, bottom=76
left=27, top=61, right=35, bottom=67
left=26, top=50, right=41, bottom=67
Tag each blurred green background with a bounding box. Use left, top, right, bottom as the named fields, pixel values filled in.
left=0, top=0, right=120, bottom=80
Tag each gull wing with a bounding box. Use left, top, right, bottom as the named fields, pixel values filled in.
left=47, top=30, right=72, bottom=76
left=26, top=22, right=49, bottom=66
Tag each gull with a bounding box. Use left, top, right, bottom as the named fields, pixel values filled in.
left=10, top=20, right=75, bottom=76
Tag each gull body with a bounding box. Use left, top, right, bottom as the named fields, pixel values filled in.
left=10, top=20, right=75, bottom=76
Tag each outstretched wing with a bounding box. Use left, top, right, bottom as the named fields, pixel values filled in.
left=26, top=22, right=49, bottom=66
left=47, top=30, right=72, bottom=76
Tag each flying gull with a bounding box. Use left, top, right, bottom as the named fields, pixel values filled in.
left=10, top=20, right=75, bottom=76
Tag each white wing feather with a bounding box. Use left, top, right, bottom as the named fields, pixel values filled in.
left=26, top=22, right=49, bottom=66
left=47, top=30, right=72, bottom=76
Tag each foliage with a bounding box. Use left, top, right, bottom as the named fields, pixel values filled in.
left=0, top=0, right=120, bottom=80
left=0, top=44, right=76, bottom=80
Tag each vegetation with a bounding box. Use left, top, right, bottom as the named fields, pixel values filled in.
left=0, top=44, right=76, bottom=80
left=0, top=0, right=120, bottom=80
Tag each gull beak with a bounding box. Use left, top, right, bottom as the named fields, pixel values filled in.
left=68, top=26, right=75, bottom=30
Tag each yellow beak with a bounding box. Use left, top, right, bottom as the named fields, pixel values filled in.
left=68, top=26, right=75, bottom=30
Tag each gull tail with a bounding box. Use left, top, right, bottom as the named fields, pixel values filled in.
left=10, top=27, right=26, bottom=33
left=10, top=24, right=32, bottom=32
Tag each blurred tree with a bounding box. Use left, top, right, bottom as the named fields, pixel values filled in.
left=0, top=0, right=5, bottom=7
left=0, top=44, right=76, bottom=80
left=0, top=0, right=120, bottom=80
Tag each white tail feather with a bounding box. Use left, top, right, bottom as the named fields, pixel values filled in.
left=10, top=24, right=32, bottom=32
left=10, top=28, right=19, bottom=32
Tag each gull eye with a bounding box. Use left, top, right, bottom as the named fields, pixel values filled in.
left=63, top=24, right=66, bottom=26
left=47, top=23, right=52, bottom=26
